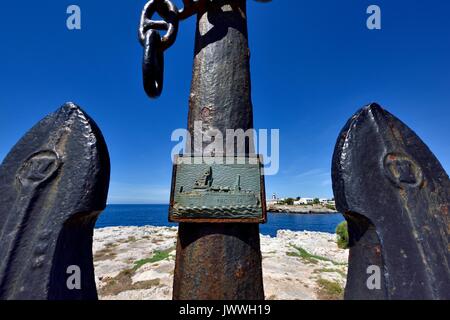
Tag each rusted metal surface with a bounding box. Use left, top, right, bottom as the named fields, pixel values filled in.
left=332, top=103, right=450, bottom=300
left=174, top=223, right=264, bottom=299
left=0, top=103, right=110, bottom=300
left=172, top=0, right=265, bottom=299
left=186, top=1, right=254, bottom=154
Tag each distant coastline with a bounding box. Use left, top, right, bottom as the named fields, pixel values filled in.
left=97, top=204, right=344, bottom=235
left=268, top=204, right=338, bottom=214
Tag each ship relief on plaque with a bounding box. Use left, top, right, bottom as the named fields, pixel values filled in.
left=169, top=156, right=266, bottom=223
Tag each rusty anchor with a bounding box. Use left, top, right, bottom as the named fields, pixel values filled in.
left=332, top=103, right=450, bottom=300
left=138, top=0, right=269, bottom=299
left=0, top=103, right=110, bottom=300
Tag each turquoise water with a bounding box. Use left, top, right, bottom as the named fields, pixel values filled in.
left=96, top=205, right=345, bottom=237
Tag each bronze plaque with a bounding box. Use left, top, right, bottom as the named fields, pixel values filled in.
left=169, top=156, right=266, bottom=223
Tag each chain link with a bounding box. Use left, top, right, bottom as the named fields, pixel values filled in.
left=139, top=0, right=209, bottom=52
left=139, top=0, right=210, bottom=98
left=139, top=0, right=268, bottom=98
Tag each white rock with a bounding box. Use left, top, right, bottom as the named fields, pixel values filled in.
left=93, top=226, right=348, bottom=300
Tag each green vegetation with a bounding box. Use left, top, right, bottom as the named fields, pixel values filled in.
left=316, top=278, right=344, bottom=300
left=287, top=245, right=342, bottom=265
left=313, top=198, right=320, bottom=205
left=336, top=221, right=349, bottom=249
left=278, top=198, right=295, bottom=205
left=316, top=268, right=346, bottom=278
left=133, top=247, right=174, bottom=271
left=99, top=247, right=176, bottom=296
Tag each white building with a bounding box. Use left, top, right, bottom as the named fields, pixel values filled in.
left=267, top=193, right=279, bottom=206
left=320, top=199, right=336, bottom=206
left=296, top=198, right=314, bottom=205
left=268, top=195, right=335, bottom=206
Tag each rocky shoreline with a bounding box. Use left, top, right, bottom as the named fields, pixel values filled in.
left=268, top=204, right=338, bottom=214
left=93, top=226, right=348, bottom=300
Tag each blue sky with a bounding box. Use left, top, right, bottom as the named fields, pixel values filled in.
left=0, top=1, right=449, bottom=204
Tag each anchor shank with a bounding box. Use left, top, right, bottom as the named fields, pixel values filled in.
left=173, top=0, right=264, bottom=300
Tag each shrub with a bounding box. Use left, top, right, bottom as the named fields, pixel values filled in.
left=316, top=278, right=344, bottom=300
left=287, top=245, right=342, bottom=265
left=133, top=247, right=174, bottom=270
left=279, top=198, right=294, bottom=205
left=336, top=221, right=349, bottom=249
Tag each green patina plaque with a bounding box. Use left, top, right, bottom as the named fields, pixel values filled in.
left=169, top=156, right=266, bottom=223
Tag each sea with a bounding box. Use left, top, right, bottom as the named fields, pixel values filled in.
left=95, top=204, right=345, bottom=237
